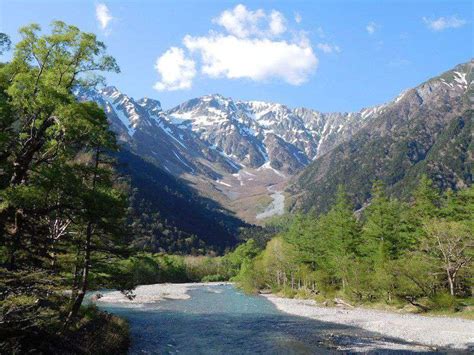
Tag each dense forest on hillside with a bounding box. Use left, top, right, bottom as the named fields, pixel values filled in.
left=117, top=150, right=246, bottom=254
left=290, top=60, right=473, bottom=214
left=235, top=178, right=473, bottom=313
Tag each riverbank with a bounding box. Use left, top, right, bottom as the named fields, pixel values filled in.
left=96, top=282, right=232, bottom=304
left=264, top=294, right=474, bottom=350
left=1, top=304, right=130, bottom=354
left=66, top=307, right=130, bottom=354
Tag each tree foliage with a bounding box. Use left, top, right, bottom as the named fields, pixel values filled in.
left=236, top=178, right=473, bottom=311
left=0, top=22, right=128, bottom=352
left=0, top=33, right=11, bottom=55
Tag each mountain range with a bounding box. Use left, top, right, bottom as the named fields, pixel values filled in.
left=77, top=60, right=473, bottom=251
left=291, top=61, right=473, bottom=212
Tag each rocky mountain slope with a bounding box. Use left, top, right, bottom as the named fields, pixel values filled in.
left=77, top=87, right=375, bottom=177
left=289, top=60, right=473, bottom=213
left=77, top=60, right=472, bottom=224
left=76, top=85, right=381, bottom=222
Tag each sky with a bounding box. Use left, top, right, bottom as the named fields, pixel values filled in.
left=0, top=0, right=472, bottom=112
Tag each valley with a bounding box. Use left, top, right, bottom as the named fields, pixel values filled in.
left=76, top=86, right=379, bottom=224
left=1, top=5, right=473, bottom=353
left=78, top=60, right=473, bottom=226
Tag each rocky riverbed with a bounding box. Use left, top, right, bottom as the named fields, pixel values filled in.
left=264, top=294, right=474, bottom=351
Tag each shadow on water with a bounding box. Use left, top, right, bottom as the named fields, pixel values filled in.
left=95, top=285, right=455, bottom=355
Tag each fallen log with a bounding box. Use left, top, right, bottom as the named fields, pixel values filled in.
left=334, top=297, right=354, bottom=308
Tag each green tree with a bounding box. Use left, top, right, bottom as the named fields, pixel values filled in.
left=408, top=175, right=442, bottom=242
left=0, top=21, right=120, bottom=267
left=361, top=181, right=412, bottom=261
left=223, top=239, right=260, bottom=277
left=283, top=213, right=320, bottom=266
left=441, top=186, right=474, bottom=224
left=0, top=22, right=127, bottom=349
left=412, top=175, right=441, bottom=219
left=318, top=186, right=361, bottom=291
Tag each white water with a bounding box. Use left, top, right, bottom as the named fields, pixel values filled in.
left=256, top=185, right=285, bottom=220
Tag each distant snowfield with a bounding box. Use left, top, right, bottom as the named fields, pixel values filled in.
left=256, top=185, right=285, bottom=220
left=264, top=295, right=474, bottom=350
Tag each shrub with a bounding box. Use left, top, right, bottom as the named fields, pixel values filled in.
left=429, top=293, right=462, bottom=311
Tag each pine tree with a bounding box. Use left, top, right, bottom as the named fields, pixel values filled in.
left=412, top=175, right=441, bottom=219
left=361, top=181, right=401, bottom=260
left=318, top=185, right=360, bottom=290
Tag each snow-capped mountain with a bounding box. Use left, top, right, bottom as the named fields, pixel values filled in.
left=76, top=60, right=472, bottom=222
left=77, top=88, right=379, bottom=179
left=77, top=86, right=377, bottom=222
left=165, top=94, right=379, bottom=174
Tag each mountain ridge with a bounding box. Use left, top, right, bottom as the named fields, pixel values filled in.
left=77, top=59, right=473, bottom=223
left=289, top=60, right=473, bottom=213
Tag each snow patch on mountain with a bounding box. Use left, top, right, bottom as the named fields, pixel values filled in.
left=103, top=96, right=136, bottom=136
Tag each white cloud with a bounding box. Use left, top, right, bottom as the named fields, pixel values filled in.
left=269, top=10, right=286, bottom=36
left=294, top=12, right=302, bottom=24
left=95, top=3, right=113, bottom=31
left=213, top=4, right=286, bottom=38
left=154, top=4, right=318, bottom=90
left=366, top=22, right=377, bottom=34
left=317, top=43, right=341, bottom=54
left=154, top=47, right=196, bottom=91
left=422, top=16, right=467, bottom=31
left=184, top=34, right=317, bottom=85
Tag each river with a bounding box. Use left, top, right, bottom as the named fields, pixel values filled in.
left=92, top=283, right=437, bottom=354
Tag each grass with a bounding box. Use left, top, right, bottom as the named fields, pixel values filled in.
left=73, top=304, right=131, bottom=354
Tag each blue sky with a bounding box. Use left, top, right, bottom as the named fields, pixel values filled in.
left=0, top=0, right=472, bottom=111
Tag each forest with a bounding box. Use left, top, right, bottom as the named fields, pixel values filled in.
left=0, top=22, right=132, bottom=353
left=234, top=180, right=473, bottom=314
left=0, top=20, right=472, bottom=354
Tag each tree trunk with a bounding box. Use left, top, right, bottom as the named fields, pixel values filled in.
left=10, top=115, right=55, bottom=185
left=65, top=147, right=100, bottom=326
left=7, top=209, right=22, bottom=270
left=447, top=271, right=455, bottom=296
left=66, top=221, right=93, bottom=324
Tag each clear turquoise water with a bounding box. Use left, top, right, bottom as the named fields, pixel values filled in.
left=94, top=284, right=436, bottom=354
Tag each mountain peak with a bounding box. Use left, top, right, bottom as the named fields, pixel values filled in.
left=137, top=97, right=162, bottom=113
left=200, top=94, right=235, bottom=107
left=100, top=86, right=122, bottom=98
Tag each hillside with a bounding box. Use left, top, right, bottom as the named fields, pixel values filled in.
left=77, top=60, right=473, bottom=226
left=117, top=150, right=246, bottom=254
left=289, top=60, right=473, bottom=213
